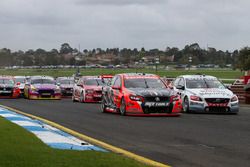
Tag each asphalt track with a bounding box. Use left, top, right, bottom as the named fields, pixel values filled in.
left=0, top=99, right=250, bottom=167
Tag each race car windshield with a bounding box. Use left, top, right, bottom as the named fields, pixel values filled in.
left=85, top=79, right=105, bottom=86
left=59, top=80, right=74, bottom=85
left=186, top=79, right=225, bottom=89
left=31, top=79, right=54, bottom=84
left=15, top=78, right=26, bottom=83
left=0, top=79, right=14, bottom=85
left=124, top=78, right=166, bottom=88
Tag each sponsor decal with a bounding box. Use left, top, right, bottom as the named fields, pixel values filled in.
left=199, top=89, right=231, bottom=97
left=144, top=102, right=169, bottom=107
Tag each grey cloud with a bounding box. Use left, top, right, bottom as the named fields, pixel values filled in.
left=75, top=0, right=167, bottom=6
left=0, top=0, right=250, bottom=51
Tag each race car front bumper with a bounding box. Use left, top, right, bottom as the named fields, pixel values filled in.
left=28, top=93, right=61, bottom=100
left=125, top=98, right=182, bottom=116
left=189, top=101, right=239, bottom=113
left=84, top=93, right=102, bottom=102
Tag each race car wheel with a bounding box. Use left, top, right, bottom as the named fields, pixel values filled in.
left=100, top=96, right=107, bottom=113
left=120, top=97, right=127, bottom=116
left=72, top=95, right=77, bottom=102
left=80, top=92, right=85, bottom=103
left=183, top=97, right=190, bottom=113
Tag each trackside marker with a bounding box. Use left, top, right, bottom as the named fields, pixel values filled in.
left=0, top=107, right=106, bottom=152
left=0, top=105, right=171, bottom=167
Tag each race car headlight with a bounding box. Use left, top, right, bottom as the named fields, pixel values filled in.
left=54, top=88, right=61, bottom=94
left=231, top=95, right=238, bottom=102
left=86, top=89, right=94, bottom=94
left=31, top=87, right=37, bottom=92
left=170, top=95, right=180, bottom=102
left=129, top=95, right=144, bottom=102
left=190, top=95, right=202, bottom=102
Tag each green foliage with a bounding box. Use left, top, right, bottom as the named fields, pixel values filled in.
left=0, top=43, right=243, bottom=67
left=0, top=68, right=243, bottom=80
left=238, top=47, right=250, bottom=70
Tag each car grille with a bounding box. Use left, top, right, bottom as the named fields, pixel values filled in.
left=205, top=107, right=230, bottom=112
left=62, top=88, right=73, bottom=96
left=0, top=87, right=13, bottom=96
left=144, top=96, right=169, bottom=102
left=95, top=90, right=102, bottom=94
left=142, top=104, right=173, bottom=114
left=205, top=98, right=230, bottom=103
left=0, top=87, right=13, bottom=91
left=38, top=90, right=54, bottom=97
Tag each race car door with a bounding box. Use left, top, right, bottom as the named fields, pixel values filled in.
left=111, top=75, right=123, bottom=108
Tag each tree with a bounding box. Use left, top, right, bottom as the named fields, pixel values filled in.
left=60, top=43, right=73, bottom=54
left=238, top=47, right=250, bottom=70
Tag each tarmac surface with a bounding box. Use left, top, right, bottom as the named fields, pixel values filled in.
left=0, top=98, right=250, bottom=167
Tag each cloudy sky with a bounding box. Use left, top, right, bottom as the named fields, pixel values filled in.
left=0, top=0, right=249, bottom=51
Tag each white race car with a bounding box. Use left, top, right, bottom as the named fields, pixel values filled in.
left=173, top=75, right=239, bottom=113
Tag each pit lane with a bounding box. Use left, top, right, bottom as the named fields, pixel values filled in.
left=1, top=98, right=250, bottom=167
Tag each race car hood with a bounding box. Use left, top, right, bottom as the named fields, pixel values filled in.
left=16, top=83, right=25, bottom=89
left=126, top=88, right=173, bottom=97
left=60, top=84, right=74, bottom=89
left=187, top=88, right=234, bottom=98
left=0, top=84, right=14, bottom=88
left=32, top=84, right=57, bottom=90
left=84, top=85, right=102, bottom=91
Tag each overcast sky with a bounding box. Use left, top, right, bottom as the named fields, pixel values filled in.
left=0, top=0, right=249, bottom=51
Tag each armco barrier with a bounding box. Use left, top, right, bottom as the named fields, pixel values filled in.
left=231, top=85, right=246, bottom=103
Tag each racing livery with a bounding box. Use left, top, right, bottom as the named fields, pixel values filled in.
left=0, top=76, right=20, bottom=98
left=174, top=75, right=239, bottom=113
left=14, top=76, right=27, bottom=96
left=56, top=77, right=75, bottom=97
left=24, top=76, right=61, bottom=100
left=72, top=76, right=106, bottom=103
left=101, top=73, right=182, bottom=116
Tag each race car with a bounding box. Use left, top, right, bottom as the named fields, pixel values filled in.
left=14, top=76, right=27, bottom=96
left=72, top=76, right=106, bottom=102
left=0, top=76, right=20, bottom=98
left=101, top=73, right=182, bottom=116
left=24, top=76, right=61, bottom=100
left=56, top=77, right=75, bottom=97
left=173, top=75, right=239, bottom=113
left=100, top=74, right=113, bottom=84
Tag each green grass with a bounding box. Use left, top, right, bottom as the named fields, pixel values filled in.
left=0, top=68, right=244, bottom=79
left=0, top=117, right=147, bottom=167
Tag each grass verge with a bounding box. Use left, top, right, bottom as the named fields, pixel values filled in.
left=0, top=117, right=148, bottom=167
left=0, top=68, right=244, bottom=79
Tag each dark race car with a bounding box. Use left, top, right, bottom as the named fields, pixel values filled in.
left=0, top=76, right=20, bottom=98
left=101, top=73, right=182, bottom=116
left=56, top=77, right=75, bottom=97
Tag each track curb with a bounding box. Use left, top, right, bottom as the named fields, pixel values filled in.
left=0, top=104, right=170, bottom=167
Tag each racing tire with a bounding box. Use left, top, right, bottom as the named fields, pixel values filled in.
left=120, top=97, right=127, bottom=116
left=100, top=96, right=107, bottom=113
left=72, top=95, right=77, bottom=102
left=80, top=92, right=85, bottom=103
left=183, top=97, right=190, bottom=113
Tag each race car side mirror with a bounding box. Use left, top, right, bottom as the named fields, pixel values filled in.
left=112, top=86, right=121, bottom=90
left=176, top=85, right=185, bottom=90
left=77, top=84, right=83, bottom=88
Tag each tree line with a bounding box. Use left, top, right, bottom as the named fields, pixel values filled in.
left=0, top=43, right=249, bottom=70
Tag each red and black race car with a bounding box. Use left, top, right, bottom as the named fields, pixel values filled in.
left=101, top=73, right=182, bottom=116
left=0, top=76, right=20, bottom=98
left=72, top=76, right=107, bottom=103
